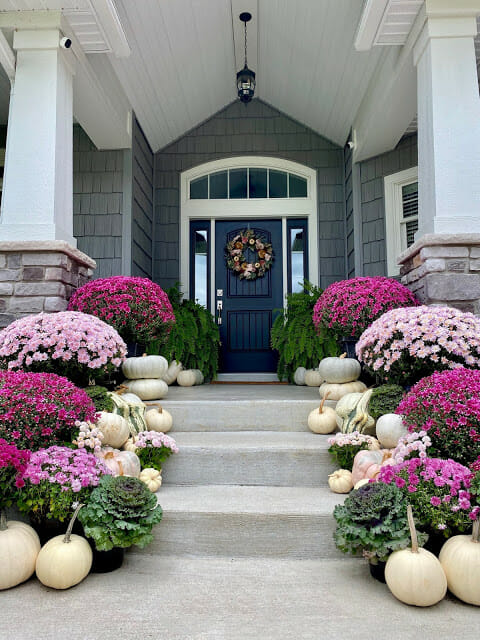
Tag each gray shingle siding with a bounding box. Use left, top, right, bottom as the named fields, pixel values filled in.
left=73, top=125, right=124, bottom=278
left=153, top=98, right=345, bottom=290
left=131, top=118, right=154, bottom=278
left=359, top=134, right=417, bottom=276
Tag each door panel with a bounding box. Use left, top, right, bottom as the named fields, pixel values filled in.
left=215, top=219, right=283, bottom=373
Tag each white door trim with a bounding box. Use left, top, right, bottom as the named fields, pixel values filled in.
left=180, top=156, right=318, bottom=310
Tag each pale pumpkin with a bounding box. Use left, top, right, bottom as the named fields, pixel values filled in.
left=318, top=353, right=361, bottom=384
left=307, top=395, right=337, bottom=434
left=385, top=505, right=447, bottom=607
left=163, top=360, right=182, bottom=385
left=294, top=367, right=307, bottom=386
left=145, top=406, right=173, bottom=433
left=96, top=411, right=130, bottom=448
left=351, top=449, right=393, bottom=485
left=336, top=389, right=375, bottom=434
left=0, top=512, right=40, bottom=590
left=353, top=478, right=370, bottom=491
left=328, top=469, right=353, bottom=493
left=122, top=353, right=168, bottom=380
left=122, top=436, right=139, bottom=452
left=376, top=413, right=407, bottom=449
left=319, top=380, right=367, bottom=401
left=123, top=378, right=168, bottom=400
left=96, top=447, right=141, bottom=477
left=304, top=369, right=323, bottom=387
left=439, top=519, right=480, bottom=605
left=35, top=504, right=92, bottom=590
left=177, top=370, right=197, bottom=387
left=192, top=369, right=204, bottom=385
left=139, top=467, right=162, bottom=492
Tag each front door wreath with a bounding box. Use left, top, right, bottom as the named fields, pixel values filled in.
left=225, top=229, right=274, bottom=280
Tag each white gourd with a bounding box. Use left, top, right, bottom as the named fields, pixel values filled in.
left=96, top=411, right=130, bottom=448
left=304, top=369, right=323, bottom=387
left=319, top=380, right=367, bottom=401
left=123, top=378, right=168, bottom=400
left=163, top=360, right=183, bottom=385
left=192, top=369, right=204, bottom=385
left=122, top=354, right=168, bottom=380
left=318, top=353, right=361, bottom=383
left=139, top=468, right=162, bottom=492
left=376, top=414, right=407, bottom=448
left=307, top=395, right=337, bottom=434
left=145, top=406, right=173, bottom=433
left=328, top=469, right=353, bottom=493
left=177, top=370, right=197, bottom=387
left=0, top=514, right=40, bottom=590
left=439, top=519, right=480, bottom=606
left=336, top=389, right=375, bottom=434
left=294, top=367, right=307, bottom=386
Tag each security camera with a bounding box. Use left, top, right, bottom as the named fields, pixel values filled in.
left=60, top=37, right=72, bottom=49
left=347, top=140, right=355, bottom=150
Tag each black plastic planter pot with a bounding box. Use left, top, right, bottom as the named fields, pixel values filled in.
left=126, top=342, right=147, bottom=358
left=90, top=546, right=125, bottom=573
left=368, top=560, right=386, bottom=583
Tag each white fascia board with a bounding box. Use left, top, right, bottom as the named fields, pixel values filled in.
left=354, top=0, right=390, bottom=51
left=0, top=29, right=15, bottom=82
left=88, top=0, right=130, bottom=58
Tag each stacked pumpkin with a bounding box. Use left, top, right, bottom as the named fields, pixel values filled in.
left=122, top=354, right=169, bottom=400
left=318, top=354, right=366, bottom=401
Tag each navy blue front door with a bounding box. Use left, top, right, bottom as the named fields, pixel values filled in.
left=215, top=220, right=283, bottom=373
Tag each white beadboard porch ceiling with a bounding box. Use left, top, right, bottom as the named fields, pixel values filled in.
left=109, top=0, right=384, bottom=152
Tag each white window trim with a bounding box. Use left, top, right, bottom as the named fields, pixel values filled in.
left=384, top=166, right=418, bottom=276
left=180, top=156, right=318, bottom=312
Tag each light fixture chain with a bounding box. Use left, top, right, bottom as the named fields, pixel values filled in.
left=244, top=19, right=248, bottom=67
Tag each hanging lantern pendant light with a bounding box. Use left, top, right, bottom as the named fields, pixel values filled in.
left=237, top=12, right=256, bottom=103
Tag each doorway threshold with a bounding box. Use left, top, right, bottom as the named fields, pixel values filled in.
left=214, top=373, right=284, bottom=384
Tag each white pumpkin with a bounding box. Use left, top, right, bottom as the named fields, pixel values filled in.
left=145, top=406, right=173, bottom=433
left=123, top=378, right=168, bottom=400
left=163, top=360, right=183, bottom=385
left=0, top=517, right=40, bottom=590
left=439, top=519, right=480, bottom=606
left=294, top=367, right=307, bottom=386
left=177, top=370, right=197, bottom=387
left=96, top=447, right=141, bottom=477
left=307, top=396, right=337, bottom=434
left=139, top=468, right=162, bottom=492
left=96, top=411, right=130, bottom=448
left=304, top=369, right=323, bottom=387
left=376, top=414, right=407, bottom=448
left=122, top=436, right=138, bottom=452
left=328, top=469, right=353, bottom=493
left=122, top=354, right=168, bottom=380
left=318, top=353, right=361, bottom=383
left=319, top=380, right=367, bottom=401
left=192, top=369, right=204, bottom=385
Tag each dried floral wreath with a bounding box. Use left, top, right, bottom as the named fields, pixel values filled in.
left=225, top=229, right=274, bottom=280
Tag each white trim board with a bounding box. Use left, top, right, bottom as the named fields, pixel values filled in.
left=180, top=156, right=318, bottom=311
left=384, top=166, right=418, bottom=276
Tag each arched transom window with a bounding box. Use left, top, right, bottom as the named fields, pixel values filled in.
left=190, top=167, right=308, bottom=200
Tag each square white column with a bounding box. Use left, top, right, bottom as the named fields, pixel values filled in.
left=413, top=2, right=480, bottom=236
left=0, top=29, right=75, bottom=245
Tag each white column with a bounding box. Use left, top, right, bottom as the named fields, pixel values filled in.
left=0, top=29, right=75, bottom=245
left=413, top=1, right=480, bottom=236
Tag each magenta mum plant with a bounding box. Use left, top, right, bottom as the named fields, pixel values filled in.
left=378, top=457, right=478, bottom=538
left=16, top=445, right=112, bottom=523
left=0, top=371, right=98, bottom=451
left=356, top=305, right=480, bottom=385
left=68, top=276, right=175, bottom=345
left=0, top=439, right=30, bottom=511
left=395, top=368, right=480, bottom=468
left=312, top=277, right=418, bottom=340
left=0, top=311, right=126, bottom=386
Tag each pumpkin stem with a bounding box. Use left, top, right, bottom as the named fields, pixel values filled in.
left=158, top=406, right=163, bottom=414
left=0, top=509, right=7, bottom=531
left=63, top=503, right=85, bottom=544
left=406, top=504, right=419, bottom=553
left=319, top=392, right=331, bottom=414
left=472, top=519, right=480, bottom=543
left=340, top=353, right=347, bottom=359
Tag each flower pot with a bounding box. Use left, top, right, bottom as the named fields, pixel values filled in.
left=368, top=560, right=386, bottom=583
left=89, top=545, right=125, bottom=573
left=422, top=531, right=447, bottom=557
left=126, top=342, right=147, bottom=358
left=30, top=517, right=83, bottom=547
left=341, top=338, right=358, bottom=360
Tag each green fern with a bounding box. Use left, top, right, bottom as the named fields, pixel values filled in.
left=270, top=281, right=339, bottom=383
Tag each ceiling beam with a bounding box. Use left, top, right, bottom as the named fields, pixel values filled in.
left=354, top=0, right=389, bottom=51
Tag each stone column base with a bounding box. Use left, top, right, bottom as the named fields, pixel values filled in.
left=398, top=234, right=480, bottom=313
left=0, top=241, right=96, bottom=328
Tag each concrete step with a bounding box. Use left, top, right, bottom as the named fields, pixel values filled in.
left=148, top=384, right=330, bottom=432
left=146, top=484, right=345, bottom=559
left=161, top=431, right=336, bottom=486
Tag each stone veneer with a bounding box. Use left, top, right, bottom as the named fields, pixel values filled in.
left=398, top=234, right=480, bottom=314
left=0, top=241, right=96, bottom=328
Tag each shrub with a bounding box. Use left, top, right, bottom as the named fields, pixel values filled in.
left=68, top=276, right=175, bottom=345
left=356, top=306, right=480, bottom=385
left=313, top=277, right=418, bottom=341
left=369, top=384, right=405, bottom=420
left=83, top=385, right=114, bottom=413
left=270, top=281, right=338, bottom=382
left=378, top=457, right=478, bottom=538
left=0, top=371, right=98, bottom=450
left=0, top=311, right=126, bottom=386
left=395, top=368, right=480, bottom=467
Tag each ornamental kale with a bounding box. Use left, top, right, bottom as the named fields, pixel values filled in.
left=313, top=277, right=418, bottom=341
left=333, top=482, right=425, bottom=563
left=0, top=311, right=126, bottom=386
left=378, top=457, right=478, bottom=539
left=68, top=276, right=175, bottom=345
left=396, top=368, right=480, bottom=467
left=78, top=475, right=163, bottom=550
left=356, top=306, right=480, bottom=385
left=0, top=439, right=30, bottom=511
left=0, top=371, right=98, bottom=450
left=17, top=446, right=111, bottom=523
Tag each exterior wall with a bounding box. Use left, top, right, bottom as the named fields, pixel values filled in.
left=131, top=118, right=154, bottom=278
left=344, top=140, right=354, bottom=278
left=73, top=125, right=124, bottom=277
left=154, top=99, right=345, bottom=290
left=359, top=133, right=418, bottom=276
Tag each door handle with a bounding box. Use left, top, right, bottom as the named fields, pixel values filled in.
left=216, top=300, right=223, bottom=325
